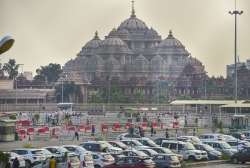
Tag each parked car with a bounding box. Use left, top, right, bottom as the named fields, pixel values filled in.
left=92, top=153, right=115, bottom=168
left=116, top=133, right=141, bottom=140
left=203, top=140, right=237, bottom=157
left=98, top=141, right=123, bottom=154
left=7, top=152, right=26, bottom=168
left=121, top=139, right=148, bottom=149
left=221, top=134, right=238, bottom=142
left=231, top=147, right=250, bottom=164
left=231, top=132, right=246, bottom=140
left=81, top=141, right=116, bottom=153
left=242, top=131, right=250, bottom=141
left=62, top=145, right=94, bottom=168
left=161, top=140, right=208, bottom=161
left=11, top=148, right=46, bottom=168
left=199, top=133, right=225, bottom=141
left=138, top=148, right=159, bottom=157
left=154, top=138, right=170, bottom=146
left=149, top=147, right=183, bottom=161
left=137, top=137, right=159, bottom=147
left=227, top=140, right=250, bottom=151
left=121, top=149, right=149, bottom=158
left=153, top=154, right=181, bottom=168
left=43, top=146, right=70, bottom=157
left=108, top=141, right=128, bottom=150
left=177, top=136, right=201, bottom=144
left=39, top=149, right=54, bottom=159
left=104, top=156, right=155, bottom=168
left=194, top=143, right=222, bottom=160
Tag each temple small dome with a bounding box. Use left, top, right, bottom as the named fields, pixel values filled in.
left=80, top=31, right=102, bottom=56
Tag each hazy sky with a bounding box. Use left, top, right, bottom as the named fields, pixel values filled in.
left=1, top=0, right=250, bottom=77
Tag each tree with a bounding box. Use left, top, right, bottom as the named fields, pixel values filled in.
left=3, top=59, right=19, bottom=79
left=34, top=63, right=62, bottom=83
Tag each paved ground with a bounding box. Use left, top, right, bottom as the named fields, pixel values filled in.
left=199, top=163, right=250, bottom=168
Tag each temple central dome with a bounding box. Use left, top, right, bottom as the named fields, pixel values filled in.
left=118, top=16, right=148, bottom=31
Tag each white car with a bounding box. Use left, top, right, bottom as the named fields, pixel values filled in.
left=62, top=145, right=94, bottom=168
left=98, top=141, right=123, bottom=154
left=108, top=141, right=128, bottom=150
left=92, top=152, right=115, bottom=168
left=7, top=152, right=26, bottom=168
left=11, top=148, right=46, bottom=168
left=161, top=140, right=208, bottom=161
left=177, top=136, right=202, bottom=144
left=39, top=149, right=53, bottom=159
left=121, top=139, right=149, bottom=149
left=116, top=133, right=141, bottom=140
left=137, top=137, right=159, bottom=147
left=199, top=133, right=225, bottom=141
left=43, top=146, right=71, bottom=157
left=121, top=149, right=149, bottom=158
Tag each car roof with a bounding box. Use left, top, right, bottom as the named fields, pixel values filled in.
left=162, top=140, right=185, bottom=144
left=12, top=148, right=40, bottom=151
left=202, top=140, right=225, bottom=143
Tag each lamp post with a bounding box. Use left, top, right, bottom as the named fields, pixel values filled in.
left=0, top=36, right=14, bottom=55
left=229, top=0, right=243, bottom=115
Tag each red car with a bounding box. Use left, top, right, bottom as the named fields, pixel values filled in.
left=104, top=156, right=155, bottom=168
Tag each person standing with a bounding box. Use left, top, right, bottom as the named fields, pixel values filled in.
left=74, top=131, right=79, bottom=141
left=49, top=156, right=56, bottom=168
left=165, top=128, right=169, bottom=139
left=91, top=125, right=95, bottom=136
left=150, top=124, right=154, bottom=137
left=12, top=157, right=20, bottom=168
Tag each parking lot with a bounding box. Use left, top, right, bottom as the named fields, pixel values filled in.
left=199, top=163, right=250, bottom=168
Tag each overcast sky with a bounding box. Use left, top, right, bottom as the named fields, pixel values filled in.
left=1, top=0, right=249, bottom=77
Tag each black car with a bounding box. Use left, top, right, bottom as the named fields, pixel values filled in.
left=231, top=147, right=250, bottom=164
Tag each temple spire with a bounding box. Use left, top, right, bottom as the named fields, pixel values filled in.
left=94, top=31, right=99, bottom=39
left=131, top=0, right=136, bottom=17
left=168, top=30, right=173, bottom=38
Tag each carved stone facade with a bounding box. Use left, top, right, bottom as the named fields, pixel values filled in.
left=62, top=6, right=206, bottom=102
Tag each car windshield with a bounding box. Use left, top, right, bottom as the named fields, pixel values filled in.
left=221, top=142, right=231, bottom=149
left=185, top=143, right=196, bottom=150
left=42, top=149, right=52, bottom=155
left=133, top=140, right=144, bottom=146
left=142, top=149, right=158, bottom=156
left=156, top=148, right=172, bottom=154
left=202, top=144, right=215, bottom=151
left=31, top=150, right=43, bottom=155
left=114, top=142, right=127, bottom=148
left=138, top=150, right=149, bottom=157
left=58, top=147, right=68, bottom=153
left=145, top=139, right=158, bottom=147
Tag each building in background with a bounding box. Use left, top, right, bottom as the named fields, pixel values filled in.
left=61, top=4, right=206, bottom=103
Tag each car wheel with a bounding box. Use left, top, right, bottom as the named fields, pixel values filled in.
left=94, top=165, right=101, bottom=168
left=188, top=156, right=196, bottom=161
left=232, top=158, right=238, bottom=164
left=25, top=160, right=32, bottom=168
left=241, top=161, right=246, bottom=164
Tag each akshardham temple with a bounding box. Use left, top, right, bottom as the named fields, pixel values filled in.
left=61, top=2, right=206, bottom=103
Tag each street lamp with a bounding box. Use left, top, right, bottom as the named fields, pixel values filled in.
left=229, top=0, right=243, bottom=114
left=0, top=35, right=14, bottom=55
